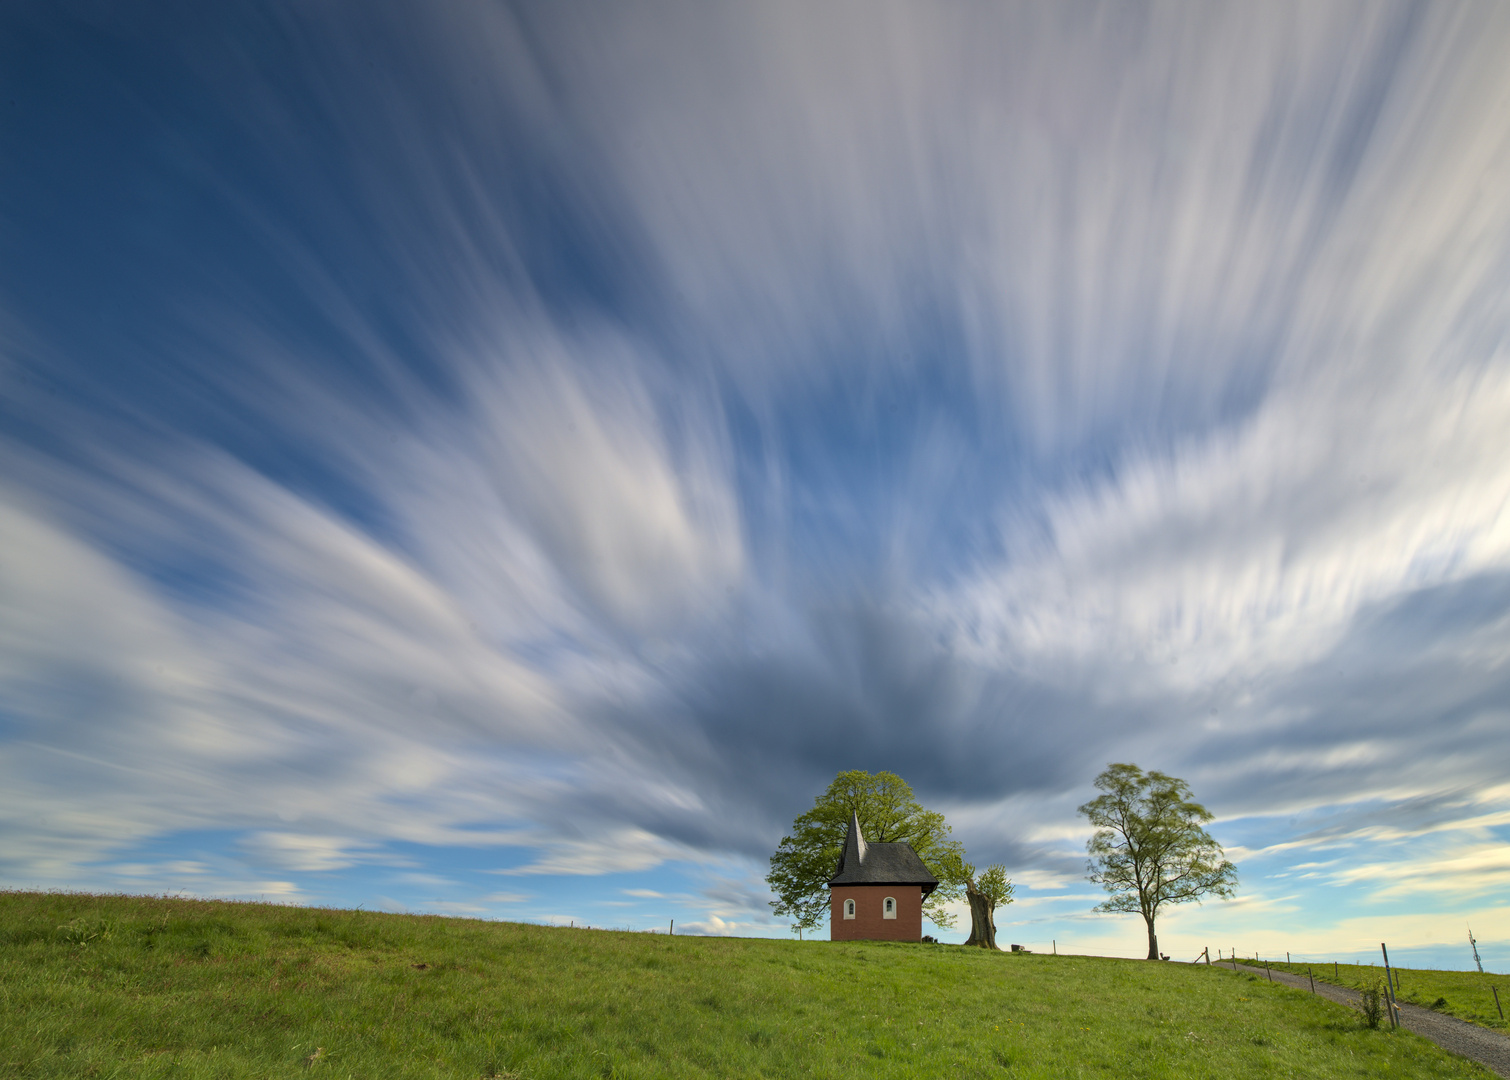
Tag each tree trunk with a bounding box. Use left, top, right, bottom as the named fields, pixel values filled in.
left=1145, top=916, right=1159, bottom=961
left=964, top=878, right=997, bottom=949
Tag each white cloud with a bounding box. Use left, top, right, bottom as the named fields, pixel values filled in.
left=496, top=829, right=698, bottom=877
left=1012, top=870, right=1075, bottom=892
left=450, top=347, right=743, bottom=634
left=674, top=913, right=768, bottom=937
left=934, top=362, right=1510, bottom=700
left=240, top=833, right=378, bottom=873
left=0, top=489, right=251, bottom=879
left=1323, top=841, right=1510, bottom=900
left=107, top=861, right=210, bottom=878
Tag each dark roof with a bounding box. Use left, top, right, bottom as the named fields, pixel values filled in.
left=828, top=811, right=939, bottom=894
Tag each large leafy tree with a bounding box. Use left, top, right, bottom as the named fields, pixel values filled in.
left=1078, top=763, right=1237, bottom=960
left=767, top=770, right=966, bottom=934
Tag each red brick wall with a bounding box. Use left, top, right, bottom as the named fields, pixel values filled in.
left=829, top=884, right=924, bottom=941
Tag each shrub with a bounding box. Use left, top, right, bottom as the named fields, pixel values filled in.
left=1356, top=974, right=1389, bottom=1029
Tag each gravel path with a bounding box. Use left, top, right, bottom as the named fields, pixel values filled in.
left=1228, top=963, right=1510, bottom=1078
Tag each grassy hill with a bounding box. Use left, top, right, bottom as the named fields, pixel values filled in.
left=0, top=892, right=1495, bottom=1079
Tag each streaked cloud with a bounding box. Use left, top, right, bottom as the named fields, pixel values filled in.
left=1, top=0, right=1508, bottom=965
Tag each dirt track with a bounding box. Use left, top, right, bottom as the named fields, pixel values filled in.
left=1227, top=962, right=1510, bottom=1078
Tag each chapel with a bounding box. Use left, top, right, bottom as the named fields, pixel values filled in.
left=827, top=811, right=938, bottom=941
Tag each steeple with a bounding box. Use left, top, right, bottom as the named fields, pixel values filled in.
left=835, top=810, right=867, bottom=877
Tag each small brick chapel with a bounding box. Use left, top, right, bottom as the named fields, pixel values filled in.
left=828, top=811, right=939, bottom=941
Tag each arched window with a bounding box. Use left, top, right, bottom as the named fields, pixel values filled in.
left=883, top=896, right=897, bottom=919
left=843, top=898, right=856, bottom=919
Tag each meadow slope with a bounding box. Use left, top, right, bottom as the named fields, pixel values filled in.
left=0, top=892, right=1495, bottom=1079
left=1252, top=959, right=1507, bottom=1034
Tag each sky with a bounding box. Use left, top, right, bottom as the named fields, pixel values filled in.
left=2, top=0, right=1509, bottom=970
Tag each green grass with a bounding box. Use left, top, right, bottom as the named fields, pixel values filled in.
left=0, top=892, right=1498, bottom=1079
left=1249, top=958, right=1509, bottom=1033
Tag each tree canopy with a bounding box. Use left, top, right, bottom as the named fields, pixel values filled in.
left=1078, top=763, right=1237, bottom=960
left=767, top=770, right=966, bottom=933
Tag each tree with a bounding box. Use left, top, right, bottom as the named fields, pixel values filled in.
left=1078, top=763, right=1237, bottom=960
left=962, top=863, right=1014, bottom=949
left=767, top=770, right=966, bottom=934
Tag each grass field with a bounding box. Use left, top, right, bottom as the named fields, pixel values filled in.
left=0, top=892, right=1498, bottom=1079
left=1247, top=958, right=1508, bottom=1033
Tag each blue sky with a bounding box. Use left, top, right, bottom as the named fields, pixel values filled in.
left=3, top=0, right=1509, bottom=970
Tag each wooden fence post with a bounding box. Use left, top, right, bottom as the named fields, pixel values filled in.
left=1380, top=944, right=1399, bottom=1030
left=1493, top=986, right=1503, bottom=1021
left=1308, top=967, right=1315, bottom=993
